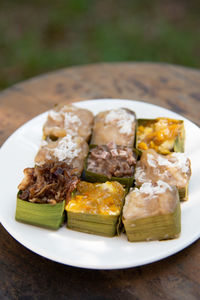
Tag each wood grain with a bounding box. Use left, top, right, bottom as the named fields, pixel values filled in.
left=0, top=63, right=199, bottom=300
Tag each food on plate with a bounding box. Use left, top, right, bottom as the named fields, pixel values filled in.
left=122, top=181, right=181, bottom=242
left=90, top=108, right=136, bottom=147
left=136, top=118, right=185, bottom=154
left=135, top=149, right=191, bottom=201
left=43, top=104, right=94, bottom=142
left=35, top=135, right=89, bottom=176
left=84, top=142, right=137, bottom=188
left=16, top=162, right=79, bottom=229
left=15, top=101, right=192, bottom=243
left=66, top=181, right=126, bottom=237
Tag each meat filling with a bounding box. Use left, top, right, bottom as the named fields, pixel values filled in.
left=18, top=161, right=79, bottom=204
left=87, top=143, right=137, bottom=178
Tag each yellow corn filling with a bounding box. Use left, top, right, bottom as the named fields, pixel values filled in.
left=66, top=181, right=125, bottom=216
left=137, top=118, right=183, bottom=154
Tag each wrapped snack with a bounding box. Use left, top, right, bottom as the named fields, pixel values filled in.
left=16, top=162, right=79, bottom=230
left=35, top=135, right=89, bottom=176
left=84, top=143, right=137, bottom=188
left=136, top=118, right=185, bottom=155
left=135, top=149, right=191, bottom=201
left=90, top=108, right=136, bottom=147
left=66, top=181, right=126, bottom=237
left=122, top=181, right=181, bottom=242
left=43, top=104, right=94, bottom=142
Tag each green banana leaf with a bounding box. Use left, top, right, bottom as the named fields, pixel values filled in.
left=15, top=195, right=65, bottom=230
left=123, top=201, right=181, bottom=242
left=67, top=211, right=119, bottom=237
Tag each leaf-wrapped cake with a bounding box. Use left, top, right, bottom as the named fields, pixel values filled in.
left=90, top=108, right=136, bottom=147
left=84, top=143, right=137, bottom=188
left=43, top=104, right=94, bottom=142
left=122, top=181, right=181, bottom=242
left=136, top=118, right=185, bottom=155
left=66, top=181, right=126, bottom=237
left=35, top=135, right=89, bottom=177
left=16, top=162, right=79, bottom=230
left=135, top=149, right=191, bottom=201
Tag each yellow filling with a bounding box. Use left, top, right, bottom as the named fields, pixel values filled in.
left=137, top=118, right=183, bottom=154
left=66, top=181, right=125, bottom=216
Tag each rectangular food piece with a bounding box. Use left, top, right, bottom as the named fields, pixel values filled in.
left=122, top=181, right=181, bottom=242
left=35, top=135, right=89, bottom=177
left=84, top=143, right=137, bottom=188
left=16, top=197, right=65, bottom=230
left=66, top=181, right=126, bottom=237
left=15, top=162, right=79, bottom=230
left=90, top=108, right=136, bottom=147
left=43, top=104, right=94, bottom=142
left=136, top=118, right=185, bottom=155
left=135, top=149, right=191, bottom=201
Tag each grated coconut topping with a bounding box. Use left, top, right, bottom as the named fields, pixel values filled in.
left=53, top=135, right=81, bottom=162
left=49, top=110, right=63, bottom=122
left=135, top=180, right=172, bottom=198
left=48, top=108, right=82, bottom=134
left=147, top=152, right=190, bottom=173
left=105, top=109, right=135, bottom=135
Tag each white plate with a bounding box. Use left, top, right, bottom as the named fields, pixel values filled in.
left=0, top=99, right=200, bottom=270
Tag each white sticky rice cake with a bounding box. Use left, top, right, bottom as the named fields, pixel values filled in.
left=43, top=104, right=94, bottom=142
left=90, top=108, right=136, bottom=147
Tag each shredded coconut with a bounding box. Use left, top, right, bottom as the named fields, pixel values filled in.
left=135, top=166, right=147, bottom=183
left=49, top=108, right=82, bottom=135
left=105, top=108, right=135, bottom=135
left=146, top=152, right=189, bottom=174
left=49, top=110, right=63, bottom=122
left=157, top=153, right=189, bottom=173
left=53, top=135, right=81, bottom=162
left=147, top=154, right=157, bottom=168
left=64, top=112, right=81, bottom=127
left=135, top=180, right=172, bottom=198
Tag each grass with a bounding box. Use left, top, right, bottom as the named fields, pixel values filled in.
left=0, top=0, right=200, bottom=90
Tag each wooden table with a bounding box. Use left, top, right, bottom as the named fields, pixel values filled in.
left=0, top=63, right=199, bottom=299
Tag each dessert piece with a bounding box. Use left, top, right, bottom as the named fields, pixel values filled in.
left=66, top=181, right=126, bottom=237
left=35, top=135, right=89, bottom=176
left=43, top=104, right=94, bottom=142
left=16, top=162, right=79, bottom=230
left=90, top=108, right=136, bottom=147
left=122, top=181, right=181, bottom=242
left=135, top=149, right=191, bottom=201
left=136, top=118, right=185, bottom=154
left=84, top=143, right=137, bottom=188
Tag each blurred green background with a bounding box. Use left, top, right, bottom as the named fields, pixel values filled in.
left=0, top=0, right=200, bottom=90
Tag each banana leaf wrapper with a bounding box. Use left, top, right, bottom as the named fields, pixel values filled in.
left=66, top=182, right=126, bottom=237
left=83, top=146, right=138, bottom=189
left=67, top=212, right=120, bottom=237
left=15, top=195, right=65, bottom=230
left=135, top=119, right=185, bottom=156
left=178, top=184, right=188, bottom=201
left=123, top=201, right=181, bottom=242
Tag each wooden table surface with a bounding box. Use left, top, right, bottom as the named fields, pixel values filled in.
left=0, top=63, right=199, bottom=300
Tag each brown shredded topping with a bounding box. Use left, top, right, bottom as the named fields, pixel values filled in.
left=87, top=143, right=137, bottom=178
left=18, top=161, right=79, bottom=204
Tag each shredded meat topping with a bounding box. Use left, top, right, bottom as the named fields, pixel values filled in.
left=87, top=143, right=137, bottom=178
left=18, top=161, right=79, bottom=204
